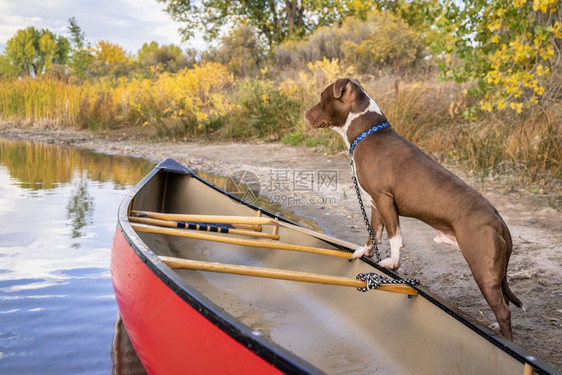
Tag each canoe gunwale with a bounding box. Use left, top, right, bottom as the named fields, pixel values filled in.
left=116, top=158, right=559, bottom=375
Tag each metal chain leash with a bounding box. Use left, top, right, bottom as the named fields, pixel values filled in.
left=350, top=159, right=382, bottom=262
left=350, top=159, right=421, bottom=291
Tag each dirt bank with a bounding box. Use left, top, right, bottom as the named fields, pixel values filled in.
left=1, top=128, right=561, bottom=370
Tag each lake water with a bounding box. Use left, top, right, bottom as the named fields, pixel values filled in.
left=0, top=138, right=154, bottom=374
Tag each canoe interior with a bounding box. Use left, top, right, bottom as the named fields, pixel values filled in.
left=126, top=165, right=531, bottom=375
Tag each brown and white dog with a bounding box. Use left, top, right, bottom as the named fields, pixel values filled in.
left=305, top=78, right=522, bottom=340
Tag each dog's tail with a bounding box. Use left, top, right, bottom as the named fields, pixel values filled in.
left=502, top=278, right=522, bottom=308
left=501, top=220, right=523, bottom=308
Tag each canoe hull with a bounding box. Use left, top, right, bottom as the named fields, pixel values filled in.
left=111, top=227, right=282, bottom=374
left=111, top=158, right=560, bottom=375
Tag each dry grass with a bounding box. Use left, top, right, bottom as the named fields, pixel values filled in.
left=0, top=78, right=84, bottom=128
left=0, top=62, right=560, bottom=185
left=360, top=75, right=560, bottom=184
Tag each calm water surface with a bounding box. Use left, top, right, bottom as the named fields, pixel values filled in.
left=0, top=138, right=154, bottom=374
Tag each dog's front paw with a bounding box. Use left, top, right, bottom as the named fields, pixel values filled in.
left=352, top=244, right=373, bottom=259
left=488, top=322, right=500, bottom=334
left=379, top=257, right=400, bottom=270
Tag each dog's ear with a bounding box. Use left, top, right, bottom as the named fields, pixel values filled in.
left=333, top=78, right=350, bottom=99
left=351, top=79, right=364, bottom=91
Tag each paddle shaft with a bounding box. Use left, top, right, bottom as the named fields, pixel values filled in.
left=129, top=216, right=279, bottom=240
left=132, top=210, right=273, bottom=225
left=159, top=256, right=417, bottom=295
left=131, top=210, right=364, bottom=251
left=132, top=223, right=353, bottom=260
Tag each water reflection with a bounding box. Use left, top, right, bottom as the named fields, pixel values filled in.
left=0, top=138, right=153, bottom=189
left=67, top=177, right=94, bottom=241
left=112, top=314, right=147, bottom=375
left=0, top=138, right=153, bottom=374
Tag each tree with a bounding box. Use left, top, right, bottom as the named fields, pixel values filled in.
left=274, top=10, right=429, bottom=73
left=67, top=17, right=94, bottom=80
left=137, top=41, right=189, bottom=73
left=203, top=25, right=264, bottom=76
left=93, top=41, right=129, bottom=65
left=343, top=12, right=426, bottom=74
left=0, top=54, right=18, bottom=78
left=1, top=27, right=70, bottom=77
left=431, top=0, right=561, bottom=113
left=4, top=27, right=38, bottom=76
left=157, top=0, right=373, bottom=48
left=90, top=41, right=132, bottom=78
left=38, top=30, right=70, bottom=73
left=68, top=17, right=87, bottom=50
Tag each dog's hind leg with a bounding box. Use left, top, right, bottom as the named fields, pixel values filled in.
left=479, top=283, right=513, bottom=340
left=458, top=227, right=514, bottom=339
left=434, top=231, right=458, bottom=247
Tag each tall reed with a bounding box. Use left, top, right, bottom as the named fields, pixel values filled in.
left=0, top=61, right=559, bottom=184
left=0, top=78, right=84, bottom=127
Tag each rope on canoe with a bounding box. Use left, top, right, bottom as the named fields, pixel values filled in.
left=356, top=272, right=420, bottom=292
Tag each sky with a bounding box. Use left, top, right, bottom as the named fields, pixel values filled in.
left=0, top=0, right=206, bottom=54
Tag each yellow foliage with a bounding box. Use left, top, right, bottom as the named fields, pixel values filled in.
left=479, top=21, right=557, bottom=112
left=532, top=0, right=559, bottom=12
left=536, top=64, right=550, bottom=76
left=0, top=62, right=233, bottom=133
left=488, top=20, right=501, bottom=32
left=553, top=21, right=562, bottom=38
left=342, top=11, right=424, bottom=74
left=93, top=41, right=130, bottom=65
left=122, top=62, right=233, bottom=127
left=307, top=58, right=355, bottom=85
left=510, top=102, right=523, bottom=113
left=0, top=78, right=84, bottom=127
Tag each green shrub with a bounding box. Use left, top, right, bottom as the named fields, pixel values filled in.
left=224, top=79, right=303, bottom=140
left=274, top=11, right=428, bottom=75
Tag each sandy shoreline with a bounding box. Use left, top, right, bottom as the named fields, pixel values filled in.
left=1, top=128, right=561, bottom=370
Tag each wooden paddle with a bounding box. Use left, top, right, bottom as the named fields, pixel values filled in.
left=132, top=223, right=354, bottom=260
left=131, top=210, right=361, bottom=251
left=523, top=363, right=534, bottom=375
left=131, top=210, right=272, bottom=225
left=158, top=256, right=418, bottom=295
left=128, top=216, right=279, bottom=240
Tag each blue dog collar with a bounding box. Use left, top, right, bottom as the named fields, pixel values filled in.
left=348, top=121, right=391, bottom=156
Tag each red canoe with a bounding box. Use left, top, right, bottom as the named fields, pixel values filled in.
left=111, top=159, right=559, bottom=374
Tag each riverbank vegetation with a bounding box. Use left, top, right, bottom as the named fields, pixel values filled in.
left=0, top=1, right=560, bottom=185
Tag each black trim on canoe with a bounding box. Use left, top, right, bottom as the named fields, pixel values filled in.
left=117, top=158, right=560, bottom=375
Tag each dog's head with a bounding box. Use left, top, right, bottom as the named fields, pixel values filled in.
left=304, top=78, right=371, bottom=129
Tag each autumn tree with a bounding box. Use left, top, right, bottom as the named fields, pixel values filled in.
left=274, top=10, right=429, bottom=74
left=137, top=41, right=190, bottom=73
left=40, top=30, right=70, bottom=73
left=0, top=55, right=17, bottom=78
left=157, top=0, right=373, bottom=48
left=203, top=25, right=264, bottom=76
left=1, top=27, right=69, bottom=77
left=89, top=40, right=132, bottom=77
left=431, top=0, right=562, bottom=113
left=3, top=27, right=37, bottom=77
